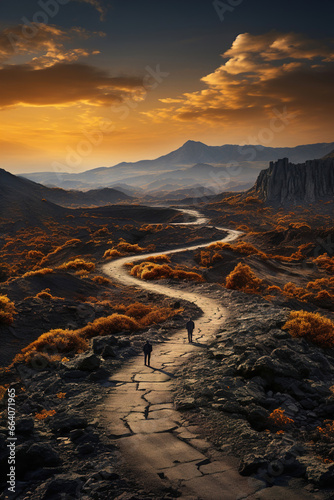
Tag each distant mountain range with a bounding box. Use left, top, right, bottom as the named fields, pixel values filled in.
left=0, top=168, right=131, bottom=223
left=20, top=140, right=334, bottom=194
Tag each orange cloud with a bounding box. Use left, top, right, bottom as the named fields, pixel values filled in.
left=0, top=23, right=105, bottom=67
left=148, top=32, right=334, bottom=130
left=0, top=63, right=145, bottom=108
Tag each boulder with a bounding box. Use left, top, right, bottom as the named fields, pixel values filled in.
left=16, top=418, right=34, bottom=435
left=65, top=353, right=101, bottom=372
left=102, top=345, right=116, bottom=358
left=247, top=406, right=269, bottom=431
left=239, top=456, right=268, bottom=476
left=26, top=443, right=61, bottom=468
left=92, top=335, right=118, bottom=355
left=41, top=474, right=83, bottom=499
left=300, top=457, right=334, bottom=487
left=50, top=412, right=88, bottom=433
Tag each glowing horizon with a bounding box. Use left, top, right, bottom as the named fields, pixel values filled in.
left=1, top=0, right=333, bottom=174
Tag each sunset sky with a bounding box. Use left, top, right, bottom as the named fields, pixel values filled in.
left=1, top=0, right=333, bottom=173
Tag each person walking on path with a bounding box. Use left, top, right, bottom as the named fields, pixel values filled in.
left=186, top=318, right=195, bottom=343
left=143, top=341, right=152, bottom=366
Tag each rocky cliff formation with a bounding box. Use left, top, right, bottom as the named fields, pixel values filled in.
left=253, top=157, right=334, bottom=205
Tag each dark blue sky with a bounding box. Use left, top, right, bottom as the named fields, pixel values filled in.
left=1, top=0, right=333, bottom=171
left=2, top=0, right=333, bottom=84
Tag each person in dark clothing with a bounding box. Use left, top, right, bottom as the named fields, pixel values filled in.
left=186, top=318, right=195, bottom=343
left=143, top=341, right=152, bottom=366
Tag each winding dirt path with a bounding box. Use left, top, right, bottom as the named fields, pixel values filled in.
left=98, top=210, right=308, bottom=499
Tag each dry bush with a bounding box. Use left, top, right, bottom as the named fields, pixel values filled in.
left=103, top=249, right=123, bottom=260
left=225, top=263, right=263, bottom=293
left=307, top=277, right=334, bottom=292
left=35, top=288, right=64, bottom=301
left=22, top=268, right=54, bottom=278
left=291, top=222, right=311, bottom=230
left=314, top=254, right=334, bottom=274
left=268, top=408, right=294, bottom=428
left=196, top=250, right=222, bottom=267
left=93, top=227, right=109, bottom=237
left=80, top=314, right=139, bottom=338
left=39, top=239, right=81, bottom=266
left=207, top=241, right=268, bottom=260
left=27, top=250, right=44, bottom=260
left=12, top=329, right=89, bottom=365
left=139, top=307, right=178, bottom=327
left=130, top=262, right=204, bottom=282
left=121, top=302, right=152, bottom=319
left=92, top=275, right=112, bottom=285
left=116, top=241, right=144, bottom=253
left=145, top=255, right=171, bottom=263
left=0, top=295, right=16, bottom=325
left=35, top=409, right=56, bottom=420
left=172, top=269, right=204, bottom=282
left=283, top=311, right=334, bottom=348
left=244, top=196, right=262, bottom=204
left=0, top=384, right=9, bottom=400
left=282, top=282, right=311, bottom=301
left=58, top=259, right=95, bottom=272
left=317, top=420, right=334, bottom=439
left=266, top=285, right=282, bottom=295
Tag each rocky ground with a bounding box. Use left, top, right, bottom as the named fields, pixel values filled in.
left=172, top=284, right=334, bottom=496
left=0, top=297, right=200, bottom=500
left=1, top=283, right=334, bottom=498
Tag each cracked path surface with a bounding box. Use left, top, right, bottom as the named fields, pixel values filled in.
left=99, top=209, right=314, bottom=499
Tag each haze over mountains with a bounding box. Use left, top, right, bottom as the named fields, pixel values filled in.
left=20, top=141, right=334, bottom=197
left=2, top=143, right=333, bottom=225
left=0, top=168, right=130, bottom=223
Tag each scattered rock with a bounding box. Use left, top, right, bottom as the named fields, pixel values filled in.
left=50, top=412, right=88, bottom=433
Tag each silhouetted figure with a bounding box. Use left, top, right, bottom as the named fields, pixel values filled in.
left=186, top=318, right=195, bottom=343
left=143, top=341, right=152, bottom=366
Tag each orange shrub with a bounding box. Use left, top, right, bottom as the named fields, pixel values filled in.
left=269, top=408, right=294, bottom=428
left=116, top=241, right=144, bottom=253
left=58, top=259, right=95, bottom=272
left=0, top=295, right=16, bottom=325
left=225, top=263, right=263, bottom=293
left=80, top=314, right=139, bottom=338
left=313, top=254, right=334, bottom=274
left=103, top=249, right=123, bottom=260
left=267, top=285, right=282, bottom=294
left=12, top=329, right=89, bottom=365
left=317, top=420, right=334, bottom=439
left=145, top=255, right=171, bottom=264
left=35, top=288, right=64, bottom=300
left=121, top=302, right=152, bottom=319
left=27, top=250, right=44, bottom=260
left=283, top=311, right=334, bottom=348
left=172, top=269, right=204, bottom=282
left=282, top=282, right=311, bottom=301
left=130, top=262, right=204, bottom=282
left=22, top=268, right=54, bottom=278
left=35, top=409, right=56, bottom=420
left=139, top=307, right=178, bottom=327
left=92, top=275, right=112, bottom=285
left=207, top=241, right=268, bottom=260
left=39, top=239, right=81, bottom=266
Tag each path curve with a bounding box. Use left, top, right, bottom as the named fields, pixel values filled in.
left=99, top=210, right=267, bottom=499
